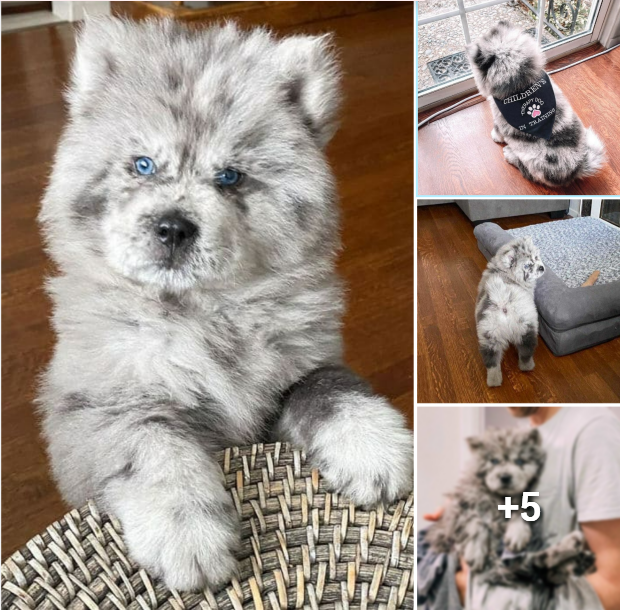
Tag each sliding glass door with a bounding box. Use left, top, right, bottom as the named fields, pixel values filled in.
left=592, top=200, right=620, bottom=228
left=418, top=0, right=614, bottom=109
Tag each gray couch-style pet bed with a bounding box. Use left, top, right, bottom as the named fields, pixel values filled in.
left=474, top=217, right=620, bottom=356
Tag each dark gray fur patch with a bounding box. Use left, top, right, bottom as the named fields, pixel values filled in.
left=544, top=153, right=558, bottom=164
left=518, top=327, right=538, bottom=360
left=178, top=142, right=195, bottom=171
left=60, top=392, right=91, bottom=413
left=72, top=168, right=110, bottom=219
left=548, top=119, right=581, bottom=148
left=476, top=293, right=493, bottom=323
left=291, top=196, right=310, bottom=227
left=139, top=414, right=174, bottom=426
left=543, top=159, right=584, bottom=186
left=99, top=461, right=133, bottom=489
left=103, top=53, right=118, bottom=79
left=513, top=157, right=535, bottom=182
left=480, top=345, right=500, bottom=368
left=166, top=68, right=182, bottom=91
left=277, top=366, right=375, bottom=442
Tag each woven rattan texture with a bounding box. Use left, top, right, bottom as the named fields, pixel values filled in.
left=2, top=443, right=414, bottom=610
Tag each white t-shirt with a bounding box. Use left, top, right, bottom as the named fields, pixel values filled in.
left=537, top=406, right=620, bottom=542
left=468, top=407, right=620, bottom=610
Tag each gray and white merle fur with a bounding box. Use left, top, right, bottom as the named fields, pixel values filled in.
left=37, top=18, right=413, bottom=592
left=467, top=21, right=605, bottom=186
left=476, top=236, right=545, bottom=387
left=426, top=428, right=595, bottom=603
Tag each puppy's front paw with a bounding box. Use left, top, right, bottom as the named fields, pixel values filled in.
left=487, top=367, right=502, bottom=387
left=122, top=499, right=240, bottom=591
left=504, top=516, right=531, bottom=552
left=503, top=146, right=518, bottom=166
left=309, top=395, right=412, bottom=507
left=463, top=539, right=488, bottom=572
left=491, top=127, right=505, bottom=144
left=519, top=357, right=535, bottom=372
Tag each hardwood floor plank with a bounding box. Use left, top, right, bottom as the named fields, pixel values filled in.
left=417, top=204, right=620, bottom=403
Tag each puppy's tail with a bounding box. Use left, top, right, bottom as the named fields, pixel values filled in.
left=580, top=128, right=606, bottom=178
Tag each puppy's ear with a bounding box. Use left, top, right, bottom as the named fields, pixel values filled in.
left=522, top=236, right=535, bottom=249
left=68, top=17, right=128, bottom=117
left=275, top=34, right=342, bottom=148
left=500, top=249, right=517, bottom=270
left=524, top=428, right=541, bottom=445
left=467, top=436, right=484, bottom=452
left=467, top=41, right=496, bottom=76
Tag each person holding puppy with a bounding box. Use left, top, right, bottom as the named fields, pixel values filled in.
left=423, top=407, right=620, bottom=610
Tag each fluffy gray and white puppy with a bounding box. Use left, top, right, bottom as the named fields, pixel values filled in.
left=426, top=429, right=595, bottom=596
left=37, top=18, right=413, bottom=591
left=467, top=21, right=605, bottom=186
left=476, top=236, right=545, bottom=387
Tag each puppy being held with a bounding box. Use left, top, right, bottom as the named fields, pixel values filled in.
left=38, top=18, right=413, bottom=591
left=476, top=237, right=545, bottom=387
left=467, top=21, right=605, bottom=186
left=426, top=429, right=595, bottom=593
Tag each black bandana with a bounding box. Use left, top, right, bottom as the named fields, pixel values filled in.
left=493, top=71, right=556, bottom=140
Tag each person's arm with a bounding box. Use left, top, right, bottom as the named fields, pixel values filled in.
left=424, top=507, right=468, bottom=605
left=582, top=519, right=620, bottom=610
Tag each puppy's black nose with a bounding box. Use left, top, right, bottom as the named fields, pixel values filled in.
left=538, top=265, right=545, bottom=273
left=500, top=474, right=512, bottom=486
left=156, top=213, right=198, bottom=250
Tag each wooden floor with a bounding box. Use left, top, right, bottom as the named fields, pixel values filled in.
left=418, top=47, right=620, bottom=196
left=1, top=5, right=413, bottom=559
left=417, top=204, right=620, bottom=403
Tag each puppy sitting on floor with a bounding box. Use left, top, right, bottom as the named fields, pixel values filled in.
left=476, top=237, right=545, bottom=387
left=426, top=429, right=595, bottom=601
left=467, top=21, right=606, bottom=186
left=37, top=18, right=413, bottom=591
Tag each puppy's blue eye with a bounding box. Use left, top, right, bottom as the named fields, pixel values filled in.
left=135, top=156, right=156, bottom=175
left=515, top=458, right=525, bottom=466
left=215, top=168, right=243, bottom=187
left=491, top=458, right=501, bottom=465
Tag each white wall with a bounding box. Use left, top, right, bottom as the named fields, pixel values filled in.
left=417, top=406, right=483, bottom=525
left=599, top=0, right=620, bottom=47
left=52, top=1, right=110, bottom=21
left=485, top=407, right=529, bottom=430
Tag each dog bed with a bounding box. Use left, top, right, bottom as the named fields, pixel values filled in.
left=473, top=219, right=620, bottom=356
left=0, top=443, right=414, bottom=610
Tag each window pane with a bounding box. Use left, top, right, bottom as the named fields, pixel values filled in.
left=418, top=15, right=468, bottom=93
left=601, top=201, right=620, bottom=228
left=466, top=4, right=559, bottom=45
left=530, top=0, right=596, bottom=42
left=418, top=0, right=459, bottom=20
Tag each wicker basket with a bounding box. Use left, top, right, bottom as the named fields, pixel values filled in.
left=1, top=443, right=414, bottom=609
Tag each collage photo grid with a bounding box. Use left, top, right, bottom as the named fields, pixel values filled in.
left=1, top=2, right=619, bottom=610
left=414, top=0, right=620, bottom=608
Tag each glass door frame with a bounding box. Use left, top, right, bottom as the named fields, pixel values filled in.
left=417, top=0, right=615, bottom=110
left=591, top=199, right=620, bottom=230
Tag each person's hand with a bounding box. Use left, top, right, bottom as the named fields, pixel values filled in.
left=424, top=507, right=444, bottom=521
left=456, top=556, right=469, bottom=605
